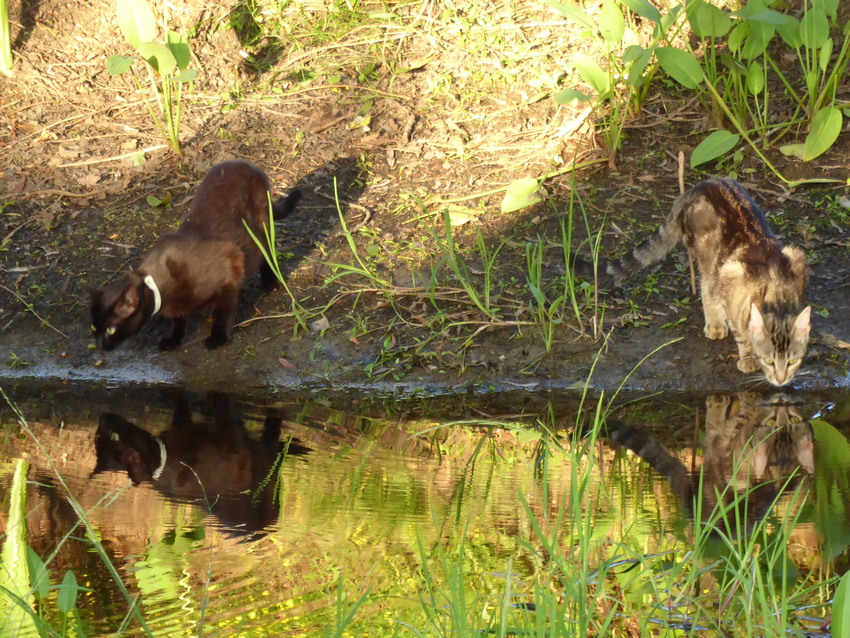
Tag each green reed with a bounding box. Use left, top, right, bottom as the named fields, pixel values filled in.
left=0, top=388, right=153, bottom=637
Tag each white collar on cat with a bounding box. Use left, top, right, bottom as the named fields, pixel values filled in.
left=143, top=275, right=162, bottom=315
left=151, top=435, right=167, bottom=481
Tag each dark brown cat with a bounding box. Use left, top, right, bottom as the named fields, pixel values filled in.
left=90, top=159, right=300, bottom=351
left=93, top=392, right=309, bottom=535
left=575, top=179, right=810, bottom=386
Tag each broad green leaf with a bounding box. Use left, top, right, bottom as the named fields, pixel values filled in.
left=445, top=205, right=476, bottom=226
left=733, top=0, right=770, bottom=20
left=690, top=130, right=740, bottom=167
left=528, top=282, right=546, bottom=306
left=501, top=178, right=542, bottom=213
left=623, top=44, right=646, bottom=63
left=803, top=107, right=842, bottom=161
left=106, top=54, right=134, bottom=75
left=137, top=42, right=176, bottom=75
left=812, top=418, right=850, bottom=467
left=720, top=53, right=747, bottom=74
left=573, top=53, right=610, bottom=96
left=545, top=0, right=595, bottom=30
left=26, top=547, right=50, bottom=600
left=621, top=0, right=661, bottom=23
left=624, top=46, right=653, bottom=87
left=805, top=69, right=818, bottom=95
left=690, top=1, right=731, bottom=39
left=656, top=47, right=703, bottom=89
left=800, top=7, right=829, bottom=50
left=821, top=0, right=839, bottom=22
left=115, top=0, right=156, bottom=48
left=166, top=68, right=198, bottom=83
left=777, top=16, right=802, bottom=49
left=146, top=192, right=171, bottom=207
left=741, top=21, right=775, bottom=59
left=658, top=5, right=683, bottom=35
left=0, top=460, right=35, bottom=635
left=746, top=61, right=765, bottom=94
left=834, top=570, right=850, bottom=638
left=728, top=22, right=748, bottom=53
left=746, top=9, right=792, bottom=25
left=57, top=570, right=78, bottom=614
left=819, top=38, right=834, bottom=73
left=554, top=88, right=593, bottom=104
left=166, top=30, right=191, bottom=70
left=599, top=0, right=625, bottom=42
left=779, top=143, right=805, bottom=159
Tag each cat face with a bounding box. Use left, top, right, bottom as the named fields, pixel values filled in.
left=89, top=280, right=148, bottom=350
left=749, top=305, right=811, bottom=386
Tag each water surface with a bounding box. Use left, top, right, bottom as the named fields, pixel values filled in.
left=1, top=382, right=848, bottom=635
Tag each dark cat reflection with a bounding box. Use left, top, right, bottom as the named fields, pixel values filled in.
left=605, top=392, right=814, bottom=531
left=93, top=392, right=308, bottom=537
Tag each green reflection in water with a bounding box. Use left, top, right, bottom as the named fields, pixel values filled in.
left=0, top=459, right=37, bottom=637
left=1, top=387, right=848, bottom=635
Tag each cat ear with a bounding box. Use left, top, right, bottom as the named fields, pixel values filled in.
left=114, top=283, right=140, bottom=319
left=792, top=306, right=811, bottom=339
left=87, top=287, right=103, bottom=303
left=748, top=304, right=765, bottom=338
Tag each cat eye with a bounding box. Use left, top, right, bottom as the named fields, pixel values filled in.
left=788, top=358, right=799, bottom=366
left=90, top=324, right=96, bottom=332
left=106, top=326, right=117, bottom=336
left=764, top=358, right=774, bottom=365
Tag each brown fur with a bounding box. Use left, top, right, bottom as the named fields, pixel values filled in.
left=575, top=179, right=811, bottom=386
left=93, top=392, right=308, bottom=535
left=89, top=159, right=300, bottom=351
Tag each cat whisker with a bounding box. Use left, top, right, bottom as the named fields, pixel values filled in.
left=742, top=374, right=772, bottom=388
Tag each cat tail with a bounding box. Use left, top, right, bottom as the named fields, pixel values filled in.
left=272, top=189, right=302, bottom=219
left=573, top=204, right=684, bottom=286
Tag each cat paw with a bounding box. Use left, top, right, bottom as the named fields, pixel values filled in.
left=737, top=356, right=759, bottom=373
left=204, top=335, right=229, bottom=350
left=704, top=323, right=728, bottom=340
left=158, top=337, right=182, bottom=351
left=705, top=395, right=729, bottom=410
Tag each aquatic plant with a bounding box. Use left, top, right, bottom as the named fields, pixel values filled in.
left=105, top=0, right=197, bottom=153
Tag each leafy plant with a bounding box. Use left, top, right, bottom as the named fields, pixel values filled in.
left=548, top=0, right=658, bottom=166
left=429, top=209, right=501, bottom=321
left=243, top=193, right=310, bottom=333
left=106, top=0, right=197, bottom=153
left=526, top=236, right=564, bottom=353
left=652, top=0, right=849, bottom=177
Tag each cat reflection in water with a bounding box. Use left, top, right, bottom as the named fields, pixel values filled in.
left=93, top=392, right=308, bottom=536
left=605, top=392, right=814, bottom=530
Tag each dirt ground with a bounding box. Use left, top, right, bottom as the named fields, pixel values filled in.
left=1, top=0, right=849, bottom=396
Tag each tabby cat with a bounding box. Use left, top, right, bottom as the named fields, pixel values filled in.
left=89, top=159, right=301, bottom=351
left=701, top=393, right=814, bottom=526
left=577, top=179, right=811, bottom=386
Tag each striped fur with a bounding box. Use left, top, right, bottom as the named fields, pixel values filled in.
left=574, top=179, right=811, bottom=386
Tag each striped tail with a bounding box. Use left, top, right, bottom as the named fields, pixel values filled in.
left=570, top=197, right=685, bottom=286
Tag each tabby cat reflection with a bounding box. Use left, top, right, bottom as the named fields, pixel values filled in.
left=577, top=179, right=810, bottom=386
left=89, top=160, right=301, bottom=351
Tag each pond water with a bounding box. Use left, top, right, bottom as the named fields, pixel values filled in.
left=1, top=382, right=848, bottom=636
